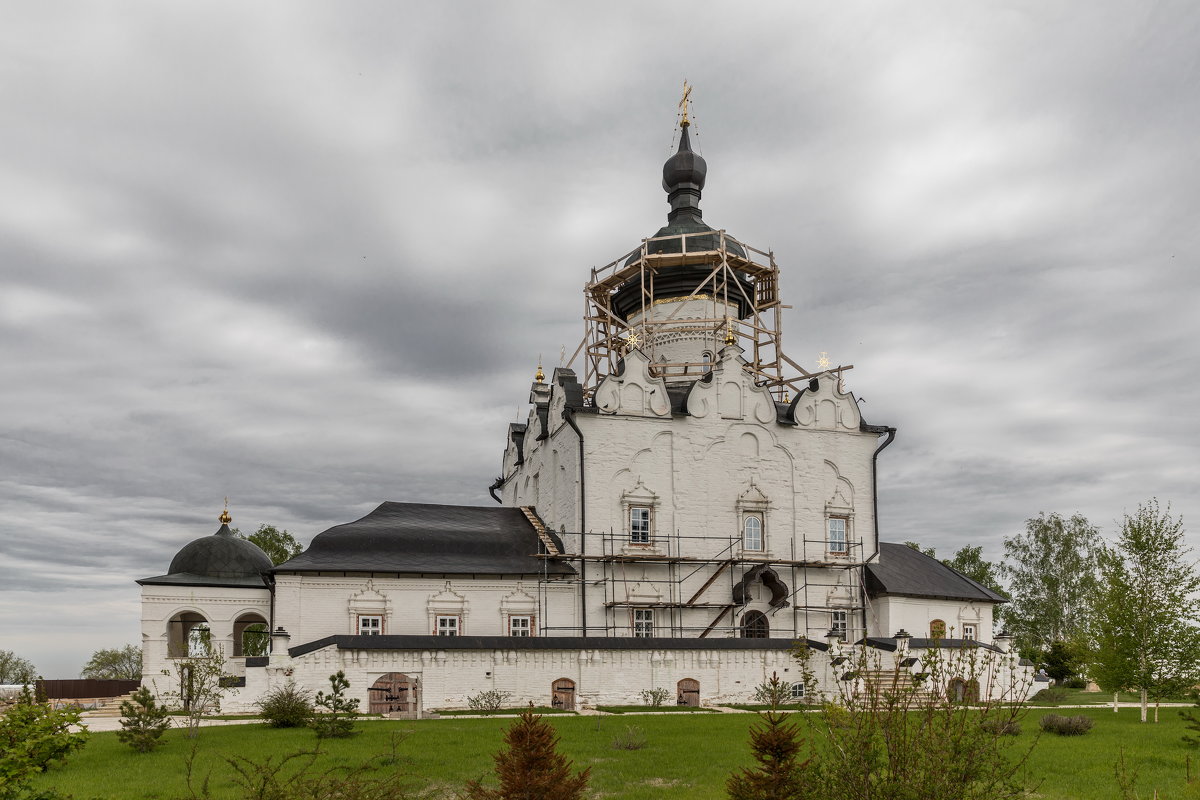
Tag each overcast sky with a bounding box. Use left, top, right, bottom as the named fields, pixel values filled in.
left=2, top=1, right=1198, bottom=678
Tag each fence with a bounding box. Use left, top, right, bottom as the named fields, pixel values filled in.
left=36, top=679, right=140, bottom=699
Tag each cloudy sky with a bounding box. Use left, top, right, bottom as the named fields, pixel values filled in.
left=2, top=2, right=1198, bottom=678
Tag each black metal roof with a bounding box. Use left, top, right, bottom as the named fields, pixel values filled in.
left=860, top=636, right=1004, bottom=653
left=865, top=542, right=1008, bottom=603
left=274, top=502, right=574, bottom=576
left=137, top=523, right=272, bottom=588
left=287, top=634, right=828, bottom=658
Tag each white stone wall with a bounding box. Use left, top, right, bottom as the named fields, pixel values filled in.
left=869, top=595, right=995, bottom=643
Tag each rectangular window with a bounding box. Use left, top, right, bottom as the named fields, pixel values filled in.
left=358, top=615, right=383, bottom=636
left=509, top=615, right=532, bottom=637
left=962, top=623, right=977, bottom=641
left=831, top=610, right=848, bottom=641
left=790, top=682, right=805, bottom=700
left=633, top=608, right=654, bottom=638
left=436, top=616, right=459, bottom=636
left=630, top=506, right=651, bottom=544
left=828, top=517, right=848, bottom=555
left=743, top=514, right=763, bottom=552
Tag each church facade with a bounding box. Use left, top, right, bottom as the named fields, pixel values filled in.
left=138, top=110, right=1019, bottom=715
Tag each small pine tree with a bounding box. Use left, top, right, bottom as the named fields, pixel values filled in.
left=727, top=711, right=813, bottom=800
left=312, top=670, right=359, bottom=739
left=116, top=687, right=172, bottom=753
left=464, top=709, right=590, bottom=800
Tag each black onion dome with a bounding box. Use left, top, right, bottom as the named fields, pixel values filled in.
left=662, top=124, right=707, bottom=201
left=167, top=523, right=273, bottom=578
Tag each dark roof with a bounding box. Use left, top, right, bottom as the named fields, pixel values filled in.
left=137, top=523, right=271, bottom=588
left=860, top=636, right=1003, bottom=653
left=274, top=502, right=574, bottom=576
left=865, top=542, right=1008, bottom=603
left=287, top=634, right=828, bottom=658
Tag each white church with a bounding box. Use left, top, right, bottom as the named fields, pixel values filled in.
left=137, top=103, right=1019, bottom=715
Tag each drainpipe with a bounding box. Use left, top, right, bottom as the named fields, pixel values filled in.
left=564, top=406, right=587, bottom=638
left=861, top=425, right=897, bottom=636
left=487, top=476, right=504, bottom=504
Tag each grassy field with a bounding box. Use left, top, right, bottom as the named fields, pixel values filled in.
left=32, top=706, right=1200, bottom=799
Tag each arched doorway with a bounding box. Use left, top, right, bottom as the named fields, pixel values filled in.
left=677, top=678, right=699, bottom=707
left=741, top=610, right=769, bottom=638
left=369, top=673, right=419, bottom=717
left=233, top=613, right=268, bottom=657
left=167, top=612, right=210, bottom=658
left=551, top=678, right=576, bottom=711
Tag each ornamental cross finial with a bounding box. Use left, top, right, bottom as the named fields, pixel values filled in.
left=535, top=356, right=545, bottom=384
left=678, top=80, right=693, bottom=128
left=219, top=497, right=232, bottom=525
left=817, top=351, right=831, bottom=370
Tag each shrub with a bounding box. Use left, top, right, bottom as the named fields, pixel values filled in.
left=1063, top=677, right=1088, bottom=689
left=467, top=690, right=513, bottom=715
left=257, top=680, right=314, bottom=728
left=464, top=709, right=590, bottom=799
left=116, top=687, right=171, bottom=752
left=752, top=672, right=793, bottom=709
left=727, top=711, right=812, bottom=800
left=1040, top=714, right=1094, bottom=736
left=312, top=671, right=359, bottom=739
left=640, top=687, right=670, bottom=707
left=610, top=725, right=647, bottom=750
left=980, top=718, right=1022, bottom=736
left=1030, top=686, right=1068, bottom=704
left=0, top=686, right=89, bottom=799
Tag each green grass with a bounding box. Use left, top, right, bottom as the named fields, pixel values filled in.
left=33, top=707, right=1200, bottom=799
left=594, top=704, right=716, bottom=713
left=1031, top=688, right=1194, bottom=706
left=432, top=706, right=573, bottom=716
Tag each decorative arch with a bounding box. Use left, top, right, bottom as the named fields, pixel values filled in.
left=166, top=611, right=209, bottom=658
left=733, top=564, right=789, bottom=609
left=930, top=619, right=947, bottom=639
left=232, top=612, right=269, bottom=657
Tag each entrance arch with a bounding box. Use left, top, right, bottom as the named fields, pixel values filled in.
left=369, top=673, right=419, bottom=717
left=551, top=678, right=576, bottom=711
left=677, top=678, right=699, bottom=707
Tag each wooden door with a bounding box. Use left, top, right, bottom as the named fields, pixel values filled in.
left=551, top=678, right=576, bottom=711
left=677, top=678, right=700, bottom=707
left=369, top=673, right=418, bottom=717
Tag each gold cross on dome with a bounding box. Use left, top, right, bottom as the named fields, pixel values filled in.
left=624, top=330, right=642, bottom=350
left=678, top=80, right=692, bottom=127
left=817, top=352, right=831, bottom=370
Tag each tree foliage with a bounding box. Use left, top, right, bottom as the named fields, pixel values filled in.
left=234, top=524, right=303, bottom=566
left=1001, top=512, right=1100, bottom=654
left=313, top=671, right=359, bottom=739
left=0, top=650, right=37, bottom=685
left=0, top=685, right=88, bottom=799
left=904, top=541, right=937, bottom=558
left=1087, top=499, right=1200, bottom=723
left=464, top=709, right=590, bottom=800
left=727, top=708, right=813, bottom=800
left=159, top=642, right=232, bottom=739
left=80, top=644, right=142, bottom=680
left=116, top=687, right=171, bottom=753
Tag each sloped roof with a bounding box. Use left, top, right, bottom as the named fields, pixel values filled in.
left=288, top=634, right=828, bottom=658
left=137, top=523, right=271, bottom=589
left=274, top=502, right=574, bottom=576
left=865, top=542, right=1008, bottom=603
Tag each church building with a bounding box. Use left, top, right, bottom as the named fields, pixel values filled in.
left=138, top=100, right=1017, bottom=715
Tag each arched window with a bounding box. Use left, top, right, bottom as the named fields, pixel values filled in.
left=741, top=610, right=769, bottom=639
left=790, top=682, right=805, bottom=701
left=930, top=619, right=946, bottom=639
left=167, top=612, right=209, bottom=658
left=186, top=624, right=211, bottom=657
left=743, top=515, right=763, bottom=551
left=233, top=613, right=269, bottom=657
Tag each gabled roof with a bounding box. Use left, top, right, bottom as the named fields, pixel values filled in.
left=274, top=502, right=574, bottom=576
left=865, top=542, right=1008, bottom=603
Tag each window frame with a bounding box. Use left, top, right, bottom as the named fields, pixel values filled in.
left=961, top=623, right=977, bottom=641
left=742, top=513, right=764, bottom=552
left=435, top=615, right=461, bottom=637
left=827, top=516, right=848, bottom=556
left=629, top=505, right=652, bottom=545
left=508, top=614, right=533, bottom=637
left=632, top=608, right=654, bottom=638
left=790, top=682, right=805, bottom=700
left=358, top=615, right=383, bottom=636
left=831, top=609, right=848, bottom=641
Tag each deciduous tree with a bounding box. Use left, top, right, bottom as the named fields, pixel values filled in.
left=80, top=644, right=142, bottom=680
left=234, top=524, right=303, bottom=566
left=0, top=650, right=36, bottom=685
left=1001, top=512, right=1100, bottom=655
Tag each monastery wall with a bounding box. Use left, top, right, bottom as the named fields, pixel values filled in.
left=869, top=595, right=996, bottom=643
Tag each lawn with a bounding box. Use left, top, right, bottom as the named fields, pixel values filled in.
left=33, top=707, right=1200, bottom=799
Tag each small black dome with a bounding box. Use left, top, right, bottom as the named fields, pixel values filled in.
left=662, top=125, right=707, bottom=196
left=168, top=524, right=273, bottom=578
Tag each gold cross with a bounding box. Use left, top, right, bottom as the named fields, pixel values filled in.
left=678, top=80, right=692, bottom=127
left=817, top=352, right=831, bottom=370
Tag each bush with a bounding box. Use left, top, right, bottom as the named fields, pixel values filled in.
left=980, top=718, right=1022, bottom=736
left=116, top=687, right=171, bottom=752
left=640, top=687, right=670, bottom=707
left=1030, top=686, right=1068, bottom=704
left=1063, top=677, right=1088, bottom=689
left=0, top=686, right=89, bottom=799
left=1040, top=714, right=1094, bottom=736
left=257, top=681, right=314, bottom=728
left=464, top=710, right=590, bottom=799
left=312, top=671, right=359, bottom=739
left=467, top=690, right=513, bottom=715
left=610, top=725, right=647, bottom=750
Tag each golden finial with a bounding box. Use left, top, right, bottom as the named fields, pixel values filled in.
left=723, top=317, right=736, bottom=346
left=817, top=351, right=831, bottom=370
left=678, top=80, right=693, bottom=128
left=534, top=358, right=545, bottom=384
left=782, top=390, right=790, bottom=404
left=219, top=497, right=232, bottom=525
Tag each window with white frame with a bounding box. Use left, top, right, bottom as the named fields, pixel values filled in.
left=436, top=616, right=460, bottom=636
left=743, top=514, right=763, bottom=552
left=630, top=506, right=652, bottom=545
left=827, top=516, right=848, bottom=555
left=831, top=610, right=848, bottom=641
left=632, top=608, right=654, bottom=638
left=509, top=615, right=532, bottom=637
left=358, top=615, right=383, bottom=636
left=962, top=623, right=977, bottom=641
left=790, top=682, right=805, bottom=700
